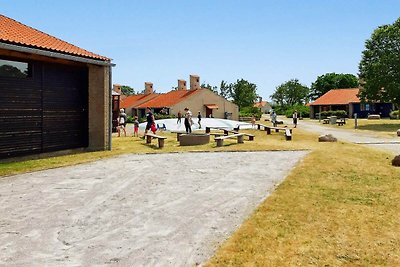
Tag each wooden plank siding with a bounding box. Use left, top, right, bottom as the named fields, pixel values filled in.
left=0, top=57, right=88, bottom=159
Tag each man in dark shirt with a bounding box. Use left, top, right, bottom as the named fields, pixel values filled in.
left=145, top=107, right=154, bottom=136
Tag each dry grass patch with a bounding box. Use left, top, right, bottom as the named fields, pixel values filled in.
left=207, top=143, right=400, bottom=266
left=0, top=127, right=315, bottom=177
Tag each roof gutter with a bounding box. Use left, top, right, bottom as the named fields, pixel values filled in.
left=0, top=42, right=115, bottom=67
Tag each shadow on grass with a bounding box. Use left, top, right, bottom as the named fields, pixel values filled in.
left=357, top=123, right=400, bottom=132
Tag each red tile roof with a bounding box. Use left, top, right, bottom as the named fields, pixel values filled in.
left=0, top=15, right=109, bottom=61
left=309, top=88, right=360, bottom=106
left=136, top=89, right=201, bottom=108
left=254, top=101, right=269, bottom=108
left=120, top=93, right=159, bottom=109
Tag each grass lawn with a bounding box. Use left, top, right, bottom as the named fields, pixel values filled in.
left=1, top=122, right=400, bottom=265
left=0, top=126, right=313, bottom=177
left=207, top=141, right=400, bottom=266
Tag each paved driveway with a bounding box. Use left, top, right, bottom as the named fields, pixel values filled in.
left=282, top=117, right=400, bottom=154
left=0, top=151, right=307, bottom=267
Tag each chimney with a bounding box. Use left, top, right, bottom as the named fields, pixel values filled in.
left=144, top=82, right=154, bottom=94
left=113, top=84, right=122, bottom=94
left=178, top=79, right=187, bottom=90
left=190, top=75, right=200, bottom=90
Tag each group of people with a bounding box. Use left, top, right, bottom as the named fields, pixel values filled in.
left=177, top=108, right=202, bottom=134
left=117, top=107, right=204, bottom=137
left=269, top=109, right=298, bottom=128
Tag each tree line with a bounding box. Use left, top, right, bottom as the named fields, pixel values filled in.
left=271, top=17, right=400, bottom=115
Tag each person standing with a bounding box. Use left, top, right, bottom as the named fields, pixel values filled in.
left=177, top=110, right=182, bottom=124
left=184, top=107, right=192, bottom=134
left=251, top=116, right=256, bottom=129
left=271, top=110, right=277, bottom=127
left=133, top=116, right=139, bottom=137
left=144, top=107, right=155, bottom=136
left=117, top=108, right=127, bottom=137
left=293, top=110, right=298, bottom=128
left=197, top=111, right=202, bottom=129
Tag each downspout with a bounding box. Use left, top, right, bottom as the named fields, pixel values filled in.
left=108, top=65, right=113, bottom=150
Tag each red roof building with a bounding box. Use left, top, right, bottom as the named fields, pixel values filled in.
left=119, top=76, right=239, bottom=120
left=0, top=14, right=113, bottom=159
left=309, top=88, right=393, bottom=118
left=0, top=15, right=109, bottom=61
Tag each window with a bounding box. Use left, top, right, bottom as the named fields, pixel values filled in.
left=0, top=59, right=32, bottom=78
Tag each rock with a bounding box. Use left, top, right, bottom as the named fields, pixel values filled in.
left=397, top=129, right=400, bottom=136
left=392, top=155, right=400, bottom=167
left=318, top=134, right=337, bottom=142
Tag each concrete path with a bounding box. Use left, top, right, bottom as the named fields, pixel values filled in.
left=282, top=117, right=400, bottom=154
left=0, top=151, right=307, bottom=267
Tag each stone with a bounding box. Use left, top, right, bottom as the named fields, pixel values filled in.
left=392, top=155, right=400, bottom=167
left=318, top=134, right=337, bottom=142
left=397, top=129, right=400, bottom=136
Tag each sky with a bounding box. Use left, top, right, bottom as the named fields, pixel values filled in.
left=2, top=0, right=400, bottom=100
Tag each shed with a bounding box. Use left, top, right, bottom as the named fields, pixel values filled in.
left=0, top=15, right=113, bottom=159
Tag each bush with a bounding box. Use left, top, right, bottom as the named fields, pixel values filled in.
left=154, top=113, right=176, bottom=120
left=126, top=116, right=134, bottom=123
left=239, top=106, right=262, bottom=120
left=390, top=110, right=399, bottom=119
left=285, top=105, right=310, bottom=118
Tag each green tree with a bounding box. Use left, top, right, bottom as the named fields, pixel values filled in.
left=219, top=80, right=231, bottom=99
left=121, top=85, right=135, bottom=96
left=270, top=79, right=309, bottom=107
left=201, top=82, right=218, bottom=94
left=310, top=73, right=358, bottom=100
left=359, top=18, right=400, bottom=108
left=230, top=79, right=258, bottom=109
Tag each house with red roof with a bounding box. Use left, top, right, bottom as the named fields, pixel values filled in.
left=0, top=14, right=113, bottom=159
left=254, top=98, right=272, bottom=114
left=121, top=75, right=239, bottom=120
left=309, top=88, right=393, bottom=118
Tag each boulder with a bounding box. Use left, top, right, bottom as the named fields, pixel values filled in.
left=318, top=134, right=337, bottom=142
left=397, top=129, right=400, bottom=137
left=392, top=155, right=400, bottom=167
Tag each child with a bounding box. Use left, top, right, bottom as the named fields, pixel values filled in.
left=251, top=116, right=256, bottom=129
left=133, top=116, right=139, bottom=137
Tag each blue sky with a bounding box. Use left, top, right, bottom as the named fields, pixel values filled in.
left=2, top=0, right=400, bottom=100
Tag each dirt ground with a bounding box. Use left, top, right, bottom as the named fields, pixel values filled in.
left=0, top=151, right=307, bottom=266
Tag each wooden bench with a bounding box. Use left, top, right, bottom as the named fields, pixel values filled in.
left=231, top=131, right=255, bottom=141
left=265, top=126, right=291, bottom=135
left=214, top=133, right=244, bottom=147
left=323, top=118, right=330, bottom=124
left=145, top=133, right=167, bottom=148
left=336, top=118, right=346, bottom=126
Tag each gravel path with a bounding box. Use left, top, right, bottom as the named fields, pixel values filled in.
left=283, top=118, right=400, bottom=154
left=0, top=151, right=307, bottom=267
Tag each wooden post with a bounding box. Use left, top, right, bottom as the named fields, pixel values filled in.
left=224, top=129, right=229, bottom=135
left=176, top=133, right=182, bottom=141
left=266, top=128, right=271, bottom=135
left=216, top=139, right=223, bottom=147
left=146, top=135, right=152, bottom=144
left=158, top=138, right=165, bottom=148
left=354, top=113, right=358, bottom=129
left=206, top=127, right=210, bottom=133
left=275, top=128, right=279, bottom=133
left=257, top=124, right=261, bottom=130
left=237, top=135, right=244, bottom=143
left=249, top=135, right=254, bottom=141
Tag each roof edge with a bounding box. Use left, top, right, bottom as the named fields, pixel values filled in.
left=0, top=42, right=114, bottom=67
